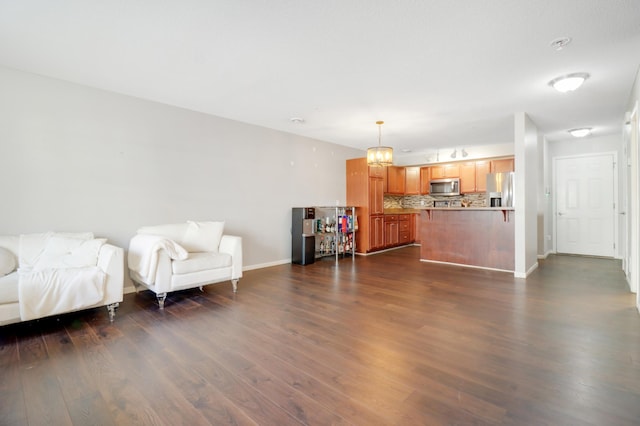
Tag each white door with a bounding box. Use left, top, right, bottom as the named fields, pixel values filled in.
left=556, top=154, right=615, bottom=257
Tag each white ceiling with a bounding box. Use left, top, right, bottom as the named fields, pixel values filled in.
left=1, top=0, right=640, bottom=159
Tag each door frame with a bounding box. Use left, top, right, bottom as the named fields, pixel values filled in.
left=552, top=151, right=619, bottom=257
left=628, top=102, right=639, bottom=299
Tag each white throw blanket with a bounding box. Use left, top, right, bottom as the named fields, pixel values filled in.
left=18, top=267, right=106, bottom=321
left=128, top=234, right=188, bottom=284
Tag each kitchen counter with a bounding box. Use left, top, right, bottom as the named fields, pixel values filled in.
left=385, top=207, right=514, bottom=213
left=419, top=207, right=514, bottom=211
left=420, top=208, right=514, bottom=271
left=383, top=208, right=422, bottom=214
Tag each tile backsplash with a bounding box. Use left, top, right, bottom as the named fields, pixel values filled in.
left=384, top=193, right=487, bottom=209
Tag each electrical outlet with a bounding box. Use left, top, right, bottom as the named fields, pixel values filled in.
left=420, top=200, right=425, bottom=206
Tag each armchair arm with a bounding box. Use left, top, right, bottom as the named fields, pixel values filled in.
left=98, top=244, right=124, bottom=305
left=219, top=235, right=243, bottom=280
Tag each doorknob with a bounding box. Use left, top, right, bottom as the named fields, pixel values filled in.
left=619, top=212, right=626, bottom=215
left=558, top=212, right=565, bottom=216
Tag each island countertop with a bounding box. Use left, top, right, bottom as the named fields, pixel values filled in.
left=420, top=208, right=514, bottom=271
left=384, top=207, right=514, bottom=214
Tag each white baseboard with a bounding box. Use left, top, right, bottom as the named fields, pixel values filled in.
left=514, top=262, right=539, bottom=278
left=243, top=259, right=291, bottom=271
left=419, top=258, right=513, bottom=274
left=537, top=250, right=554, bottom=260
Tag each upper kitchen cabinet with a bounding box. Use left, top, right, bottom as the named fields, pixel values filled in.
left=459, top=162, right=476, bottom=193
left=420, top=167, right=431, bottom=194
left=430, top=163, right=460, bottom=179
left=475, top=160, right=490, bottom=192
left=368, top=164, right=385, bottom=178
left=405, top=166, right=420, bottom=195
left=490, top=158, right=514, bottom=173
left=386, top=166, right=406, bottom=194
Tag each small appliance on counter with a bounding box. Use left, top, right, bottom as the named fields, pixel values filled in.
left=433, top=199, right=462, bottom=208
left=486, top=172, right=514, bottom=207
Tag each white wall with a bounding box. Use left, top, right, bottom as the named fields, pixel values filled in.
left=624, top=65, right=640, bottom=307
left=538, top=135, right=551, bottom=257
left=395, top=143, right=514, bottom=166
left=0, top=66, right=363, bottom=282
left=514, top=112, right=538, bottom=277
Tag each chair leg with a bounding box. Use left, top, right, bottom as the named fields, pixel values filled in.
left=157, top=292, right=167, bottom=309
left=232, top=279, right=238, bottom=293
left=107, top=303, right=119, bottom=322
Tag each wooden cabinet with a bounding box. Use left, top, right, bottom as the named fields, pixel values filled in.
left=369, top=177, right=384, bottom=215
left=475, top=160, right=490, bottom=192
left=398, top=214, right=411, bottom=245
left=459, top=160, right=491, bottom=193
left=347, top=158, right=385, bottom=254
left=491, top=158, right=514, bottom=173
left=413, top=213, right=421, bottom=244
left=430, top=163, right=460, bottom=179
left=386, top=166, right=406, bottom=194
left=370, top=215, right=385, bottom=251
left=369, top=164, right=385, bottom=178
left=384, top=215, right=399, bottom=247
left=405, top=167, right=420, bottom=195
left=459, top=162, right=476, bottom=194
left=420, top=167, right=431, bottom=194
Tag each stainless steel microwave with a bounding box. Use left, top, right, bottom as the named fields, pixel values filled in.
left=430, top=178, right=460, bottom=196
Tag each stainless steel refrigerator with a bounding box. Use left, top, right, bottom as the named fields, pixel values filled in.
left=486, top=172, right=514, bottom=207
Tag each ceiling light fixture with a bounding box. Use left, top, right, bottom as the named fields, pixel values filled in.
left=290, top=117, right=305, bottom=124
left=549, top=37, right=572, bottom=51
left=569, top=128, right=592, bottom=138
left=367, top=121, right=393, bottom=166
left=548, top=72, right=590, bottom=93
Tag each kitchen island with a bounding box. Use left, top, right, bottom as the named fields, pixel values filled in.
left=420, top=207, right=514, bottom=271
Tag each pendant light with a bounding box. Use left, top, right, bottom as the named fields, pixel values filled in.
left=367, top=121, right=393, bottom=166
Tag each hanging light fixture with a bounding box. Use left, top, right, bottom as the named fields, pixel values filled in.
left=367, top=121, right=393, bottom=166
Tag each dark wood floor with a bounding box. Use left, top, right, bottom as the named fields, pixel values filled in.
left=2, top=247, right=639, bottom=425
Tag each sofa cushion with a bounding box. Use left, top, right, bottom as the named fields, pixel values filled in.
left=33, top=237, right=107, bottom=271
left=0, top=272, right=18, bottom=304
left=0, top=235, right=19, bottom=257
left=0, top=247, right=17, bottom=276
left=182, top=221, right=225, bottom=253
left=19, top=232, right=94, bottom=270
left=171, top=252, right=232, bottom=275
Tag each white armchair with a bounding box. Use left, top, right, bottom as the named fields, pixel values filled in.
left=128, top=221, right=242, bottom=309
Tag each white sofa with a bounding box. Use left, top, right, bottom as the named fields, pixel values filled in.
left=0, top=232, right=124, bottom=326
left=128, top=221, right=242, bottom=309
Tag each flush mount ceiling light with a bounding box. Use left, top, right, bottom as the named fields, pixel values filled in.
left=289, top=117, right=305, bottom=124
left=367, top=121, right=393, bottom=166
left=548, top=72, right=590, bottom=93
left=569, top=127, right=592, bottom=138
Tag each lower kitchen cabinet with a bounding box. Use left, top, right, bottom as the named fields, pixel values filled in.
left=384, top=215, right=399, bottom=247
left=370, top=215, right=385, bottom=251
left=398, top=214, right=411, bottom=245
